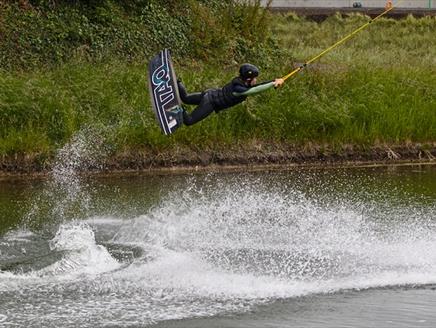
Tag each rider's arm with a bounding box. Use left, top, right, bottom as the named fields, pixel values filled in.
left=233, top=79, right=284, bottom=96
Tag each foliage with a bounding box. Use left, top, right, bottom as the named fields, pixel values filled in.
left=0, top=0, right=275, bottom=70
left=0, top=5, right=435, bottom=160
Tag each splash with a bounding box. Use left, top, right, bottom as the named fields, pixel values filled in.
left=24, top=127, right=110, bottom=227
left=111, top=175, right=436, bottom=297
left=39, top=222, right=120, bottom=277
left=2, top=171, right=436, bottom=327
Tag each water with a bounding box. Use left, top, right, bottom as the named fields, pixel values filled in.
left=1, top=137, right=436, bottom=327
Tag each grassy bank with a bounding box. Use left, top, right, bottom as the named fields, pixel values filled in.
left=1, top=3, right=435, bottom=169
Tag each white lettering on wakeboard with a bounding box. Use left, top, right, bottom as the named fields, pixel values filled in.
left=152, top=58, right=175, bottom=110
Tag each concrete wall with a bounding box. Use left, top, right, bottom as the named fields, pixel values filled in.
left=261, top=0, right=433, bottom=8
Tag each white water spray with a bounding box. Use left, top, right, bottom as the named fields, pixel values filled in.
left=2, top=162, right=436, bottom=327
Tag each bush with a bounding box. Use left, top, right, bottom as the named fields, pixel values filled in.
left=0, top=0, right=275, bottom=70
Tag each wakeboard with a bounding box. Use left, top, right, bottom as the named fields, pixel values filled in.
left=147, top=49, right=183, bottom=135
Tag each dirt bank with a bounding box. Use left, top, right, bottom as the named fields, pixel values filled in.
left=1, top=143, right=435, bottom=176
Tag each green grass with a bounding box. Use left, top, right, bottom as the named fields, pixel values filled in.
left=1, top=13, right=435, bottom=161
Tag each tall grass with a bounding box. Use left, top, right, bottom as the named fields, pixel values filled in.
left=0, top=11, right=435, bottom=162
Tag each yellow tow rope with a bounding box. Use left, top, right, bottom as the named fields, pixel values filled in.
left=282, top=1, right=401, bottom=82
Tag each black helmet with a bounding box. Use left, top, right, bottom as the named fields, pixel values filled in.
left=239, top=63, right=259, bottom=81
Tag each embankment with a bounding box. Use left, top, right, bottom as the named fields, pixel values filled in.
left=1, top=1, right=435, bottom=172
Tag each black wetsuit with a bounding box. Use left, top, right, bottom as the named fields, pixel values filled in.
left=178, top=78, right=251, bottom=126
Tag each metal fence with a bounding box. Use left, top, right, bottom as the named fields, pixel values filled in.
left=261, top=0, right=433, bottom=8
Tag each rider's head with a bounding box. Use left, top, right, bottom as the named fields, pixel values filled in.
left=239, top=63, right=259, bottom=85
